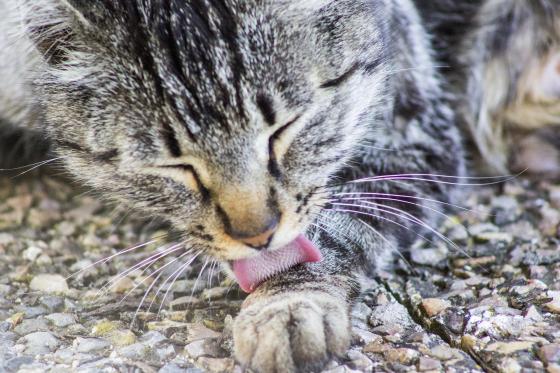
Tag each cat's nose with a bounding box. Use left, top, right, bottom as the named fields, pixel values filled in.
left=225, top=215, right=280, bottom=250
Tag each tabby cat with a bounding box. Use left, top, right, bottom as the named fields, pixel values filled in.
left=0, top=0, right=554, bottom=372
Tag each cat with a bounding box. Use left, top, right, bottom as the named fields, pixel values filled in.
left=416, top=0, right=560, bottom=177
left=0, top=0, right=494, bottom=372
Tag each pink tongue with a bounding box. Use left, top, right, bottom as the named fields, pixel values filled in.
left=232, top=235, right=322, bottom=293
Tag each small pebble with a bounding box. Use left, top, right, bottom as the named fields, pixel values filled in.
left=429, top=344, right=456, bottom=361
left=23, top=246, right=43, bottom=262
left=385, top=348, right=420, bottom=365
left=421, top=298, right=451, bottom=317
left=417, top=357, right=442, bottom=371
left=539, top=344, right=560, bottom=365
left=74, top=337, right=111, bottom=353
left=45, top=313, right=76, bottom=328
left=29, top=274, right=69, bottom=294
left=22, top=331, right=60, bottom=353
left=196, top=357, right=235, bottom=373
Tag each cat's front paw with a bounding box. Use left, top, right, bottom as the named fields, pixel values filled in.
left=233, top=292, right=350, bottom=373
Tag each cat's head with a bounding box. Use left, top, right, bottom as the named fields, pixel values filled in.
left=23, top=0, right=389, bottom=262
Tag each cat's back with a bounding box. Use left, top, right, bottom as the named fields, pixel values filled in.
left=0, top=0, right=41, bottom=127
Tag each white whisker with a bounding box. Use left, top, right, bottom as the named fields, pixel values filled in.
left=150, top=251, right=203, bottom=315
left=98, top=242, right=184, bottom=297
left=66, top=237, right=165, bottom=281
left=9, top=157, right=68, bottom=178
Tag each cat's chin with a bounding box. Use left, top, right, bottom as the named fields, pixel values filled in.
left=229, top=235, right=323, bottom=293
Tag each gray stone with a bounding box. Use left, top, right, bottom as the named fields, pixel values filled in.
left=3, top=356, right=35, bottom=372
left=185, top=340, right=209, bottom=359
left=352, top=328, right=381, bottom=345
left=196, top=357, right=235, bottom=373
left=14, top=319, right=49, bottom=335
left=118, top=342, right=155, bottom=360
left=139, top=330, right=167, bottom=347
left=74, top=337, right=111, bottom=353
left=347, top=350, right=374, bottom=371
left=351, top=302, right=372, bottom=329
left=157, top=344, right=177, bottom=360
left=39, top=296, right=64, bottom=312
left=46, top=313, right=76, bottom=328
left=201, top=287, right=229, bottom=300
left=468, top=223, right=499, bottom=236
left=22, top=332, right=60, bottom=354
left=411, top=246, right=448, bottom=265
left=418, top=357, right=442, bottom=371
left=23, top=246, right=43, bottom=262
left=160, top=363, right=197, bottom=373
left=53, top=347, right=75, bottom=364
left=15, top=306, right=49, bottom=319
left=29, top=274, right=69, bottom=294
left=538, top=344, right=560, bottom=365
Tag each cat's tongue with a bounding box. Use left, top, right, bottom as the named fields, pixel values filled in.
left=232, top=235, right=322, bottom=293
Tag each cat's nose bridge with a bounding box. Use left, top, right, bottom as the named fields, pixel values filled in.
left=217, top=184, right=280, bottom=249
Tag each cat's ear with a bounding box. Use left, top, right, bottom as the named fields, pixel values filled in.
left=23, top=0, right=100, bottom=65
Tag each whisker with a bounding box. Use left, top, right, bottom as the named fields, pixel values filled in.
left=97, top=242, right=184, bottom=297
left=65, top=237, right=166, bottom=281
left=0, top=156, right=66, bottom=172
left=351, top=170, right=525, bottom=187
left=133, top=249, right=201, bottom=324
left=331, top=196, right=460, bottom=225
left=156, top=256, right=198, bottom=315
left=330, top=202, right=467, bottom=257
left=10, top=157, right=68, bottom=178
left=311, top=222, right=350, bottom=247
left=329, top=207, right=437, bottom=247
left=151, top=251, right=203, bottom=315
left=313, top=213, right=358, bottom=246
left=358, top=144, right=396, bottom=152
left=312, top=170, right=526, bottom=196
left=207, top=259, right=218, bottom=288
left=385, top=65, right=450, bottom=76
left=188, top=257, right=210, bottom=302
left=119, top=246, right=195, bottom=305
left=332, top=192, right=473, bottom=212
left=354, top=218, right=413, bottom=270
left=130, top=268, right=166, bottom=328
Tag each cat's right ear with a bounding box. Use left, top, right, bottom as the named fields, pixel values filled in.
left=22, top=0, right=101, bottom=65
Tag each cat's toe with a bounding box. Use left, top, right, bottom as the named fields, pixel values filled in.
left=233, top=292, right=350, bottom=373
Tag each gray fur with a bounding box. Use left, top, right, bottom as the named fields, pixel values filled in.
left=1, top=0, right=466, bottom=371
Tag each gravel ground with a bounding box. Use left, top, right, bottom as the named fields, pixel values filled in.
left=0, top=174, right=559, bottom=373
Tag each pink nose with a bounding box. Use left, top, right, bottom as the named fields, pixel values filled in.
left=227, top=217, right=279, bottom=249
left=235, top=226, right=278, bottom=249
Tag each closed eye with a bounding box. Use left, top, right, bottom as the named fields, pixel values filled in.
left=158, top=164, right=209, bottom=199
left=268, top=115, right=301, bottom=178
left=320, top=63, right=360, bottom=89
